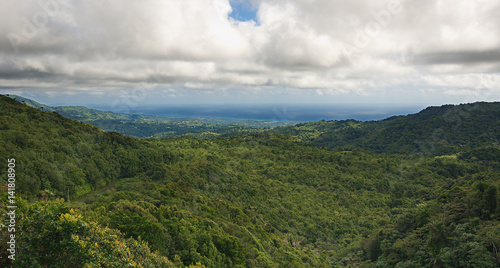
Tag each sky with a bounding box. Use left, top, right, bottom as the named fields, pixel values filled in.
left=1, top=0, right=500, bottom=112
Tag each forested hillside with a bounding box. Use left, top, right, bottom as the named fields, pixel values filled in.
left=10, top=95, right=499, bottom=155
left=271, top=102, right=500, bottom=155
left=7, top=95, right=292, bottom=138
left=1, top=95, right=499, bottom=267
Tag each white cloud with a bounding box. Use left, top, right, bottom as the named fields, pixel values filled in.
left=0, top=0, right=499, bottom=104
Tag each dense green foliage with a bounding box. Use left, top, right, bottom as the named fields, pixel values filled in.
left=1, top=95, right=499, bottom=267
left=0, top=95, right=166, bottom=199
left=372, top=182, right=500, bottom=267
left=271, top=102, right=500, bottom=155
left=0, top=194, right=185, bottom=267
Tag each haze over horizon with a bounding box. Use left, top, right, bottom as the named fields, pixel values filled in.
left=1, top=0, right=500, bottom=111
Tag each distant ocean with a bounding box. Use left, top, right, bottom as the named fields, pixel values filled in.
left=94, top=103, right=426, bottom=122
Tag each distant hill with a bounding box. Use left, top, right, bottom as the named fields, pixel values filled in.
left=7, top=94, right=55, bottom=111
left=7, top=95, right=500, bottom=155
left=271, top=102, right=500, bottom=155
left=7, top=95, right=294, bottom=138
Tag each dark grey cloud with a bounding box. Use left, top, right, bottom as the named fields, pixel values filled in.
left=414, top=49, right=500, bottom=65
left=0, top=68, right=56, bottom=80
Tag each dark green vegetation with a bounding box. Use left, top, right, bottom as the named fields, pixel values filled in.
left=8, top=95, right=294, bottom=139
left=1, top=94, right=499, bottom=267
left=270, top=102, right=500, bottom=155
left=0, top=196, right=184, bottom=267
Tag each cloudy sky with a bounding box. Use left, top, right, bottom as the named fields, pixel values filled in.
left=1, top=0, right=500, bottom=110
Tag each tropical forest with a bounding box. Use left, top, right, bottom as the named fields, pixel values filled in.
left=1, top=94, right=499, bottom=267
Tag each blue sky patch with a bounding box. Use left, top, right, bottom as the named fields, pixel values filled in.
left=229, top=0, right=259, bottom=23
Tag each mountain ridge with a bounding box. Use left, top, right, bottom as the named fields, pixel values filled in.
left=7, top=94, right=294, bottom=138
left=8, top=95, right=500, bottom=155
left=270, top=101, right=500, bottom=155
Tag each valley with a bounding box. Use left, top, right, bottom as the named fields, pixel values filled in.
left=0, top=95, right=499, bottom=267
